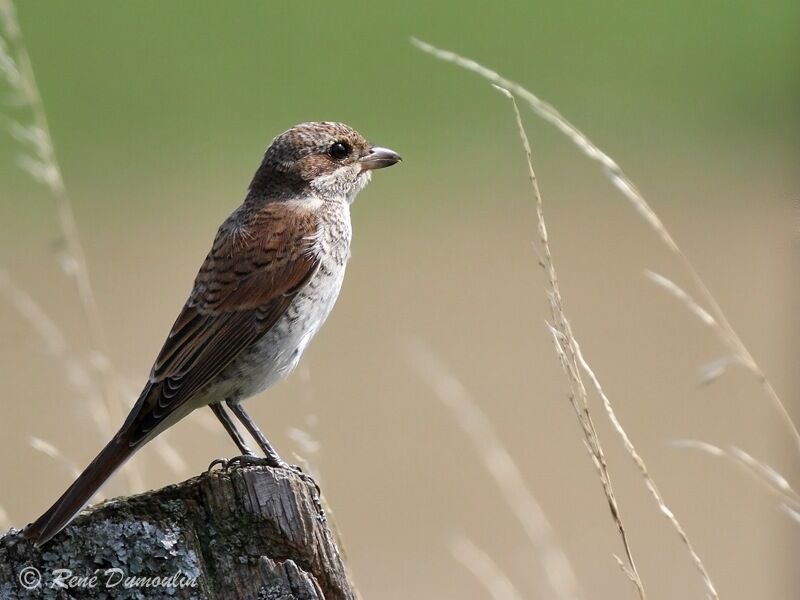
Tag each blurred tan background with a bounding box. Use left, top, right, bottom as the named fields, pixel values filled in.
left=1, top=1, right=798, bottom=598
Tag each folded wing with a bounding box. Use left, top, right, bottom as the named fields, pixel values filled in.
left=126, top=203, right=321, bottom=444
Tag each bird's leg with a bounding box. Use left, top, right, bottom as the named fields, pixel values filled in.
left=227, top=401, right=288, bottom=469
left=225, top=401, right=322, bottom=511
left=210, top=402, right=255, bottom=455
left=207, top=402, right=256, bottom=471
left=208, top=401, right=289, bottom=472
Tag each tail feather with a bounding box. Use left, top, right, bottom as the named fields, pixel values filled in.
left=23, top=434, right=135, bottom=546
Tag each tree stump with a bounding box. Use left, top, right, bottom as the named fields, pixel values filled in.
left=0, top=466, right=357, bottom=599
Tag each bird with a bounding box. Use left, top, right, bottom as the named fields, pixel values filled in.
left=23, top=121, right=401, bottom=546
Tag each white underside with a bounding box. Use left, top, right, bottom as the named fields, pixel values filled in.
left=190, top=198, right=352, bottom=409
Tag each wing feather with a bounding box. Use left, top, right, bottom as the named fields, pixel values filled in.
left=123, top=203, right=320, bottom=444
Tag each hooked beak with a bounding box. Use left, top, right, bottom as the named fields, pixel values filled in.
left=359, top=146, right=402, bottom=170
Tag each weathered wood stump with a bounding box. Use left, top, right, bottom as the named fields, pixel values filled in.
left=0, top=466, right=357, bottom=599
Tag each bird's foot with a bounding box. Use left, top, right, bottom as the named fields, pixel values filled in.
left=207, top=457, right=229, bottom=472
left=206, top=454, right=274, bottom=472
left=208, top=453, right=314, bottom=473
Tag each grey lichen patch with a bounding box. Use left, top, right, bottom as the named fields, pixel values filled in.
left=0, top=466, right=354, bottom=600
left=0, top=519, right=204, bottom=599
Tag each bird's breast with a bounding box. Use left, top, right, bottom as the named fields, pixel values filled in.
left=221, top=204, right=352, bottom=400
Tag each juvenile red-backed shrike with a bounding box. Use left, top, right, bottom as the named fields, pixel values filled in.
left=24, top=122, right=401, bottom=546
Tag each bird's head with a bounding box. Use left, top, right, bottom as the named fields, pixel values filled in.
left=249, top=121, right=401, bottom=203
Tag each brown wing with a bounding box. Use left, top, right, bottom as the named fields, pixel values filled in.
left=123, top=203, right=320, bottom=445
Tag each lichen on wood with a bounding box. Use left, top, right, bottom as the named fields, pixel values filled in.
left=0, top=465, right=356, bottom=599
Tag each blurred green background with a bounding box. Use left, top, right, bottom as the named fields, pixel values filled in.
left=1, top=1, right=798, bottom=226
left=1, top=1, right=798, bottom=599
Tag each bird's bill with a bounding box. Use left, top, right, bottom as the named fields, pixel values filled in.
left=359, top=146, right=402, bottom=170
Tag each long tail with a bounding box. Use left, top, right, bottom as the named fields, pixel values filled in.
left=23, top=433, right=136, bottom=547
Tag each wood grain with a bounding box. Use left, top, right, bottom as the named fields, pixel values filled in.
left=1, top=466, right=356, bottom=599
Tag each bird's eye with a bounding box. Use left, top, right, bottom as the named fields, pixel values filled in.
left=329, top=141, right=350, bottom=160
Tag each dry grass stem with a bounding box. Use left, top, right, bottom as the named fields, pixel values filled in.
left=29, top=437, right=81, bottom=480
left=782, top=505, right=800, bottom=525
left=644, top=271, right=717, bottom=328
left=0, top=269, right=106, bottom=426
left=696, top=356, right=744, bottom=387
left=574, top=342, right=719, bottom=598
left=645, top=272, right=748, bottom=385
left=405, top=337, right=583, bottom=600
left=150, top=435, right=188, bottom=478
left=0, top=0, right=111, bottom=383
left=492, top=85, right=648, bottom=599
left=287, top=427, right=322, bottom=456
left=411, top=37, right=799, bottom=457
left=496, top=83, right=718, bottom=599
left=673, top=440, right=800, bottom=514
left=3, top=2, right=187, bottom=496
left=0, top=270, right=151, bottom=492
left=450, top=536, right=526, bottom=600
left=0, top=0, right=152, bottom=492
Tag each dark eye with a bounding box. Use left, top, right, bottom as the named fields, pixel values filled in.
left=329, top=141, right=350, bottom=160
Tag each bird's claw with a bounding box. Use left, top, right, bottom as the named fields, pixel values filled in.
left=206, top=457, right=230, bottom=472
left=207, top=454, right=274, bottom=472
